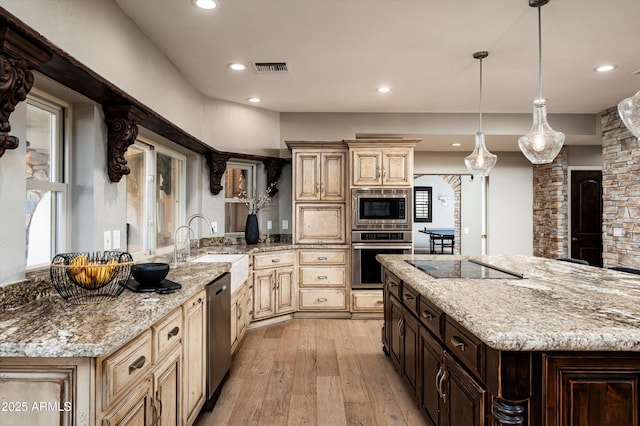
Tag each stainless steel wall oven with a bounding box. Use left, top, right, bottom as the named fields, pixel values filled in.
left=352, top=231, right=412, bottom=289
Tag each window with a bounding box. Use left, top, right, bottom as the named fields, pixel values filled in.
left=224, top=163, right=255, bottom=234
left=414, top=186, right=432, bottom=222
left=126, top=139, right=185, bottom=256
left=25, top=95, right=67, bottom=267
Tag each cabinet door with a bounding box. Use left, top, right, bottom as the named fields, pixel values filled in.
left=442, top=352, right=486, bottom=426
left=102, top=377, right=153, bottom=426
left=382, top=148, right=412, bottom=186
left=295, top=203, right=346, bottom=244
left=183, top=291, right=206, bottom=426
left=402, top=312, right=419, bottom=393
left=389, top=295, right=403, bottom=371
left=275, top=267, right=295, bottom=314
left=543, top=353, right=640, bottom=426
left=253, top=269, right=276, bottom=319
left=320, top=152, right=346, bottom=200
left=237, top=286, right=248, bottom=341
left=294, top=152, right=321, bottom=200
left=420, top=328, right=444, bottom=426
left=153, top=348, right=182, bottom=426
left=352, top=149, right=382, bottom=186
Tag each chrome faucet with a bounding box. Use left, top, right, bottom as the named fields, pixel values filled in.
left=173, top=225, right=195, bottom=264
left=188, top=213, right=215, bottom=235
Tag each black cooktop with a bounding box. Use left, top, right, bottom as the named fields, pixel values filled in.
left=405, top=259, right=527, bottom=279
left=123, top=278, right=182, bottom=294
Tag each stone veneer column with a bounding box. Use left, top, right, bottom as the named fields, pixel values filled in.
left=532, top=147, right=569, bottom=259
left=601, top=106, right=639, bottom=268
left=441, top=174, right=461, bottom=254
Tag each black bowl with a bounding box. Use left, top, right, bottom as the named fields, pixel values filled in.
left=131, top=263, right=170, bottom=286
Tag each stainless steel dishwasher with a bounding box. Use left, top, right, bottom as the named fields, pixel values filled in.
left=205, top=272, right=231, bottom=411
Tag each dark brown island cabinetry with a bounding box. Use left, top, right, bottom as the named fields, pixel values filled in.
left=382, top=266, right=640, bottom=426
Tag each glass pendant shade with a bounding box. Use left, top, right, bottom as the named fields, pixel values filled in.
left=465, top=131, right=497, bottom=177
left=518, top=101, right=564, bottom=164
left=618, top=89, right=640, bottom=139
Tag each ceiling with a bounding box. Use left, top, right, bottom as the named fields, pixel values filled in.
left=113, top=0, right=640, bottom=150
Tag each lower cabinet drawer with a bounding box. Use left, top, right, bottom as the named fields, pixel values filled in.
left=445, top=318, right=483, bottom=377
left=351, top=290, right=384, bottom=312
left=253, top=251, right=295, bottom=269
left=299, top=267, right=346, bottom=287
left=299, top=289, right=347, bottom=310
left=101, top=329, right=153, bottom=410
left=152, top=308, right=183, bottom=362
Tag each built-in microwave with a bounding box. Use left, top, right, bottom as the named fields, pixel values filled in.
left=352, top=188, right=412, bottom=230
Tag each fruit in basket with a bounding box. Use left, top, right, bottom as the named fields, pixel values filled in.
left=69, top=255, right=89, bottom=276
left=68, top=256, right=118, bottom=288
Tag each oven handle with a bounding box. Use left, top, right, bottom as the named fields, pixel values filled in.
left=352, top=244, right=413, bottom=251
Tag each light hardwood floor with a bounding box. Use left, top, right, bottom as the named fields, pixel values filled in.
left=194, top=318, right=427, bottom=426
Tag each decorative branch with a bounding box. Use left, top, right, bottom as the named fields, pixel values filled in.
left=103, top=104, right=147, bottom=182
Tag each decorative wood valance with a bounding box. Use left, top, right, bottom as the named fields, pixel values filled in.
left=103, top=104, right=147, bottom=182
left=0, top=26, right=51, bottom=158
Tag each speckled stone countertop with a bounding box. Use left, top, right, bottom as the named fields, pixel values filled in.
left=378, top=254, right=640, bottom=352
left=0, top=242, right=345, bottom=358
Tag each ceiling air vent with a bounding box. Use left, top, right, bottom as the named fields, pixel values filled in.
left=252, top=62, right=289, bottom=74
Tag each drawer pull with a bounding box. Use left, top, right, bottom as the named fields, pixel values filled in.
left=317, top=256, right=328, bottom=260
left=422, top=311, right=434, bottom=320
left=167, top=326, right=180, bottom=339
left=450, top=336, right=466, bottom=351
left=271, top=258, right=280, bottom=263
left=389, top=282, right=398, bottom=288
left=376, top=300, right=384, bottom=304
left=128, top=356, right=146, bottom=374
left=317, top=275, right=328, bottom=280
left=193, top=297, right=202, bottom=306
left=404, top=294, right=414, bottom=301
left=317, top=297, right=328, bottom=302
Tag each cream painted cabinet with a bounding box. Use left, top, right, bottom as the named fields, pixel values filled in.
left=351, top=289, right=384, bottom=314
left=350, top=148, right=413, bottom=187
left=294, top=204, right=346, bottom=244
left=298, top=249, right=348, bottom=312
left=293, top=150, right=346, bottom=201
left=231, top=282, right=249, bottom=354
left=346, top=139, right=418, bottom=187
left=152, top=346, right=182, bottom=425
left=182, top=290, right=206, bottom=425
left=252, top=251, right=296, bottom=320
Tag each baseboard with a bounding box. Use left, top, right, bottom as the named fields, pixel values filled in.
left=293, top=311, right=352, bottom=319
left=350, top=312, right=384, bottom=320
left=248, top=313, right=294, bottom=329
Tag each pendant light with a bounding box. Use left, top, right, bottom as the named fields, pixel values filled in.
left=464, top=51, right=497, bottom=176
left=618, top=90, right=640, bottom=139
left=518, top=0, right=565, bottom=164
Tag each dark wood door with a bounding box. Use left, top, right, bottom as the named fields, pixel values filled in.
left=390, top=295, right=403, bottom=370
left=420, top=328, right=443, bottom=426
left=570, top=170, right=603, bottom=267
left=402, top=312, right=419, bottom=393
left=443, top=352, right=487, bottom=426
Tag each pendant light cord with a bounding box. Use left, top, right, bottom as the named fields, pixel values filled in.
left=537, top=5, right=543, bottom=102
left=479, top=57, right=483, bottom=132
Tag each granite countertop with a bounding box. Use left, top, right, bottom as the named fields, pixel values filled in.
left=0, top=242, right=347, bottom=358
left=378, top=254, right=640, bottom=352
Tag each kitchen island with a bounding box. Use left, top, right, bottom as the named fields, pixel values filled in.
left=378, top=254, right=640, bottom=426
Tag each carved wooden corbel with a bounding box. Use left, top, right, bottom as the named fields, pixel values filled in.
left=262, top=158, right=287, bottom=197
left=0, top=27, right=51, bottom=158
left=206, top=152, right=231, bottom=195
left=103, top=104, right=147, bottom=182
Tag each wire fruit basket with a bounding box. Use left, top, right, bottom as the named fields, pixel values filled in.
left=50, top=251, right=134, bottom=304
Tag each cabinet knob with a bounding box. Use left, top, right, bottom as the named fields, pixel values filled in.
left=193, top=297, right=202, bottom=306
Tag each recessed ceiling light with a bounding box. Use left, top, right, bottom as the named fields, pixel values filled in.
left=192, top=0, right=218, bottom=10
left=377, top=87, right=391, bottom=93
left=228, top=63, right=246, bottom=71
left=451, top=142, right=462, bottom=147
left=247, top=97, right=261, bottom=103
left=595, top=64, right=617, bottom=73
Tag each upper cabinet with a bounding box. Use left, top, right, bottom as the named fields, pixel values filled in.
left=346, top=140, right=418, bottom=187
left=293, top=150, right=346, bottom=201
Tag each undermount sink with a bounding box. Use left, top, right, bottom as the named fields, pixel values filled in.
left=192, top=254, right=249, bottom=293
